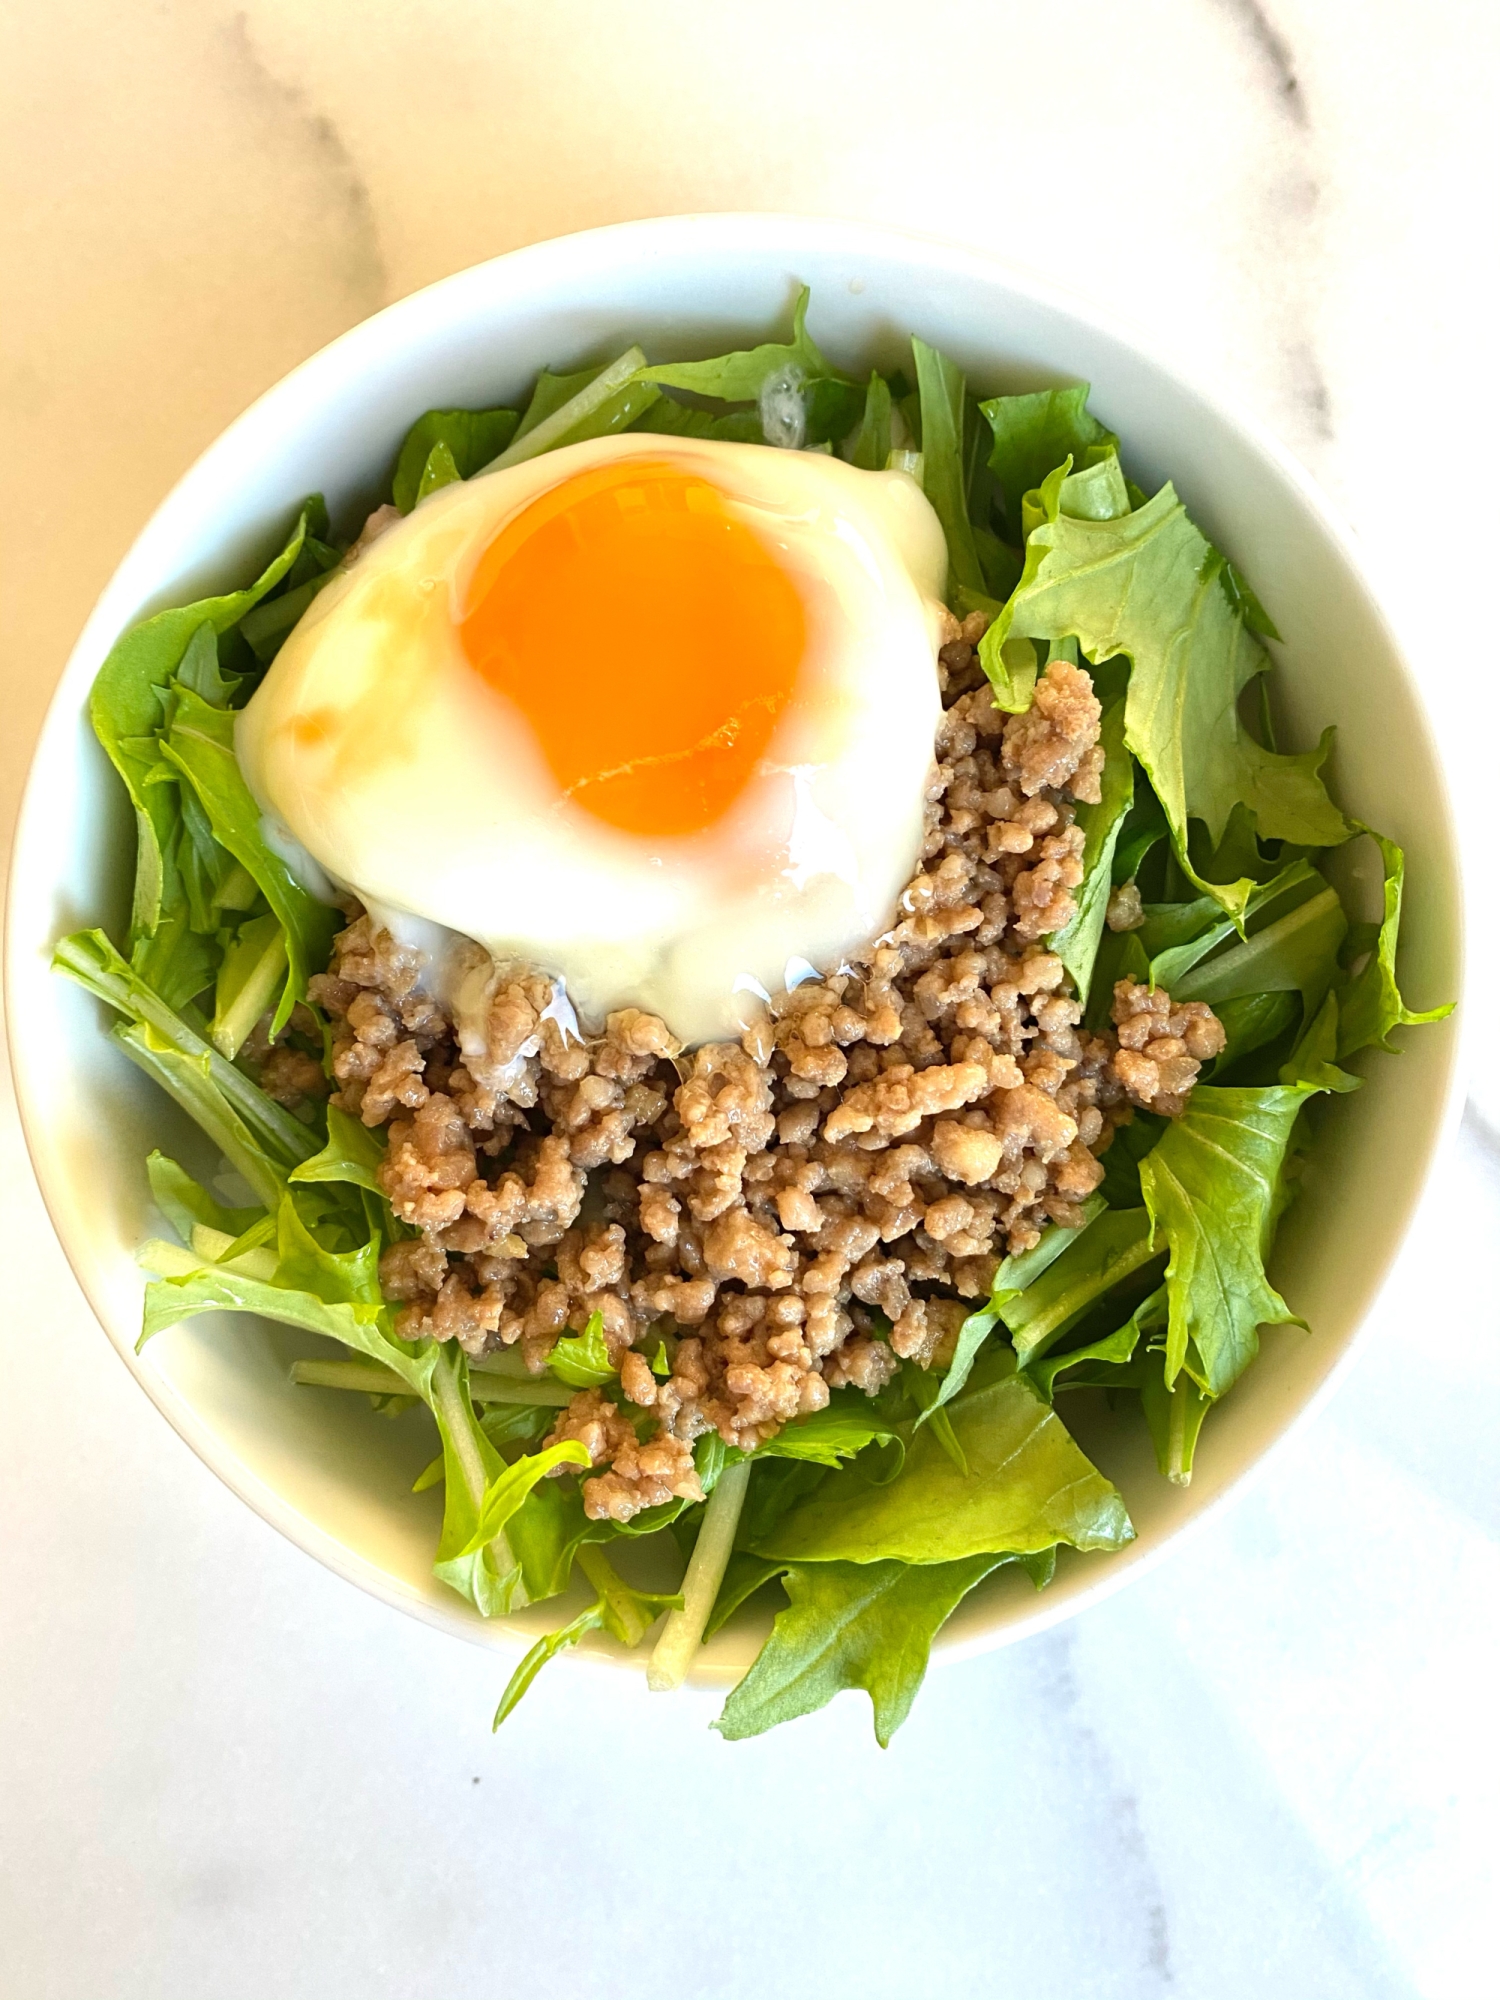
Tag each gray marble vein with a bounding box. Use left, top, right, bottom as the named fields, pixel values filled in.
left=1284, top=333, right=1336, bottom=443
left=224, top=9, right=387, bottom=316
left=1049, top=1626, right=1177, bottom=1993
left=1218, top=0, right=1309, bottom=126
left=1215, top=0, right=1337, bottom=451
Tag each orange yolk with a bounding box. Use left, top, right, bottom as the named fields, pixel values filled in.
left=459, top=459, right=806, bottom=839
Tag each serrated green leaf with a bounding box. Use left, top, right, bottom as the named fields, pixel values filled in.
left=289, top=1103, right=388, bottom=1195
left=988, top=476, right=1350, bottom=919
left=752, top=1394, right=900, bottom=1469
left=1026, top=1285, right=1166, bottom=1400
left=160, top=688, right=338, bottom=1036
left=639, top=287, right=845, bottom=400
left=998, top=1207, right=1160, bottom=1368
left=979, top=384, right=1117, bottom=536
left=493, top=1600, right=606, bottom=1730
left=1336, top=826, right=1454, bottom=1056
left=392, top=406, right=520, bottom=512
left=714, top=1554, right=1007, bottom=1745
left=548, top=1310, right=615, bottom=1389
left=1138, top=1085, right=1315, bottom=1395
left=458, top=1442, right=591, bottom=1559
left=146, top=1152, right=262, bottom=1246
left=754, top=1357, right=1132, bottom=1565
left=88, top=503, right=321, bottom=943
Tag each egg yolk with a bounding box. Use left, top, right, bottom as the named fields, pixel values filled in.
left=460, top=459, right=806, bottom=839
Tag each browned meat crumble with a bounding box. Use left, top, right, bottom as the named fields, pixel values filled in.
left=242, top=1008, right=329, bottom=1108
left=286, top=613, right=1225, bottom=1521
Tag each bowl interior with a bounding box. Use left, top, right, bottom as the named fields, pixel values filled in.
left=4, top=216, right=1462, bottom=1682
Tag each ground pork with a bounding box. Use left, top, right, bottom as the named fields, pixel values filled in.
left=239, top=1003, right=331, bottom=1108
left=302, top=613, right=1223, bottom=1520
left=543, top=1387, right=704, bottom=1522
left=1110, top=979, right=1227, bottom=1116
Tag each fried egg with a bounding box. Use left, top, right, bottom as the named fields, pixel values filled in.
left=237, top=431, right=948, bottom=1045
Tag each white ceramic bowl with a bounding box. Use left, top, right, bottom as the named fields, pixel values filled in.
left=4, top=215, right=1463, bottom=1689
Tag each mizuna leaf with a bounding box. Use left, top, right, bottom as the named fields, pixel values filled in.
left=992, top=477, right=1350, bottom=918
left=755, top=1357, right=1132, bottom=1565
left=88, top=502, right=321, bottom=941
left=979, top=384, right=1118, bottom=536
left=639, top=287, right=846, bottom=401
left=391, top=406, right=519, bottom=512
left=1138, top=1085, right=1315, bottom=1396
left=1336, top=826, right=1454, bottom=1057
left=714, top=1554, right=1008, bottom=1746
left=912, top=337, right=984, bottom=597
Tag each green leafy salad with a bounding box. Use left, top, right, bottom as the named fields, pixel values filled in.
left=56, top=291, right=1449, bottom=1743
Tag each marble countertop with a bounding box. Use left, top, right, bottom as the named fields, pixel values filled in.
left=2, top=4, right=1496, bottom=1995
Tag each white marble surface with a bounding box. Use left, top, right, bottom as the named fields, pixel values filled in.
left=2, top=4, right=1497, bottom=1995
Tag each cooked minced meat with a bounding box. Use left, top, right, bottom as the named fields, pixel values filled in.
left=290, top=614, right=1225, bottom=1521
left=241, top=1007, right=329, bottom=1108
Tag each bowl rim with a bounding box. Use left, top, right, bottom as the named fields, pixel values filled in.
left=3, top=210, right=1468, bottom=1688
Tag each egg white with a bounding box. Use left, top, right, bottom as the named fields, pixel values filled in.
left=237, top=431, right=948, bottom=1045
